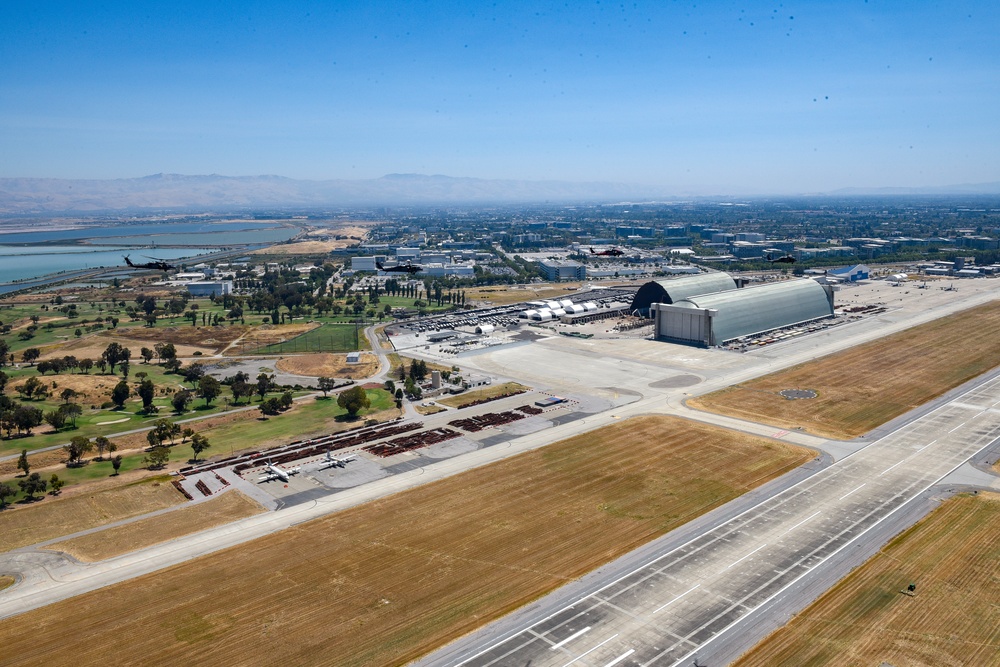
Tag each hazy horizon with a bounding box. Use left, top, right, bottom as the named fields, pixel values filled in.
left=2, top=1, right=998, bottom=194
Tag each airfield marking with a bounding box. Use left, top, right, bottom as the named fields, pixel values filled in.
left=780, top=511, right=821, bottom=537
left=722, top=543, right=767, bottom=572
left=559, top=634, right=619, bottom=667
left=602, top=648, right=636, bottom=666
left=653, top=585, right=700, bottom=614
left=880, top=440, right=936, bottom=476
left=550, top=626, right=592, bottom=650
left=838, top=483, right=866, bottom=500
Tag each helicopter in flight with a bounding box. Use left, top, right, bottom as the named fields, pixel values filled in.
left=765, top=252, right=797, bottom=264
left=376, top=260, right=423, bottom=275
left=589, top=247, right=625, bottom=257
left=123, top=255, right=177, bottom=271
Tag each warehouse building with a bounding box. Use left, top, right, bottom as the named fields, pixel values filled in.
left=652, top=279, right=834, bottom=347
left=630, top=272, right=738, bottom=315
left=538, top=259, right=586, bottom=281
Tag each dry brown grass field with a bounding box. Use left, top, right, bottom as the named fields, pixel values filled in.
left=275, top=352, right=380, bottom=379
left=0, top=416, right=811, bottom=667
left=691, top=301, right=1000, bottom=439
left=46, top=490, right=263, bottom=562
left=0, top=576, right=14, bottom=591
left=436, top=381, right=531, bottom=408
left=735, top=492, right=1000, bottom=667
left=39, top=336, right=214, bottom=361
left=414, top=404, right=448, bottom=416
left=0, top=478, right=184, bottom=552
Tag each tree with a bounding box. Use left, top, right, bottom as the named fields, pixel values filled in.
left=184, top=363, right=205, bottom=386
left=64, top=435, right=93, bottom=466
left=154, top=342, right=177, bottom=363
left=171, top=389, right=192, bottom=414
left=280, top=391, right=293, bottom=409
left=137, top=378, right=156, bottom=412
left=16, top=449, right=29, bottom=477
left=60, top=387, right=77, bottom=404
left=59, top=402, right=82, bottom=427
left=43, top=409, right=67, bottom=431
left=337, top=386, right=371, bottom=418
left=0, top=340, right=9, bottom=367
left=79, top=358, right=94, bottom=374
left=189, top=433, right=210, bottom=461
left=12, top=405, right=43, bottom=435
left=110, top=379, right=130, bottom=409
left=101, top=342, right=131, bottom=373
left=21, top=347, right=40, bottom=366
left=256, top=373, right=275, bottom=401
left=140, top=347, right=154, bottom=364
left=258, top=397, right=282, bottom=417
left=144, top=445, right=170, bottom=469
left=181, top=427, right=194, bottom=443
left=18, top=472, right=46, bottom=500
left=94, top=435, right=111, bottom=460
left=16, top=376, right=46, bottom=400
left=230, top=380, right=251, bottom=405
left=49, top=473, right=64, bottom=496
left=0, top=370, right=7, bottom=393
left=198, top=375, right=221, bottom=406
left=0, top=481, right=15, bottom=508
left=164, top=357, right=182, bottom=374
left=317, top=377, right=336, bottom=397
left=111, top=455, right=123, bottom=476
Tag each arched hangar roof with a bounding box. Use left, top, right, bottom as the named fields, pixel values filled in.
left=630, top=272, right=737, bottom=313
left=681, top=278, right=833, bottom=343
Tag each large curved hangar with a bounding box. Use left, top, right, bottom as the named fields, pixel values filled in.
left=629, top=272, right=738, bottom=315
left=652, top=278, right=834, bottom=346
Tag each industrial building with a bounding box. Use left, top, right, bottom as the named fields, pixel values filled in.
left=828, top=264, right=870, bottom=282
left=652, top=279, right=834, bottom=347
left=185, top=281, right=233, bottom=297
left=537, top=259, right=586, bottom=281
left=629, top=273, right=738, bottom=315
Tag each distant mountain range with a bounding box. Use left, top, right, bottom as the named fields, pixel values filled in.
left=0, top=173, right=998, bottom=214
left=0, top=173, right=654, bottom=214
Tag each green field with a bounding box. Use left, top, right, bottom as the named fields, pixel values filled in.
left=257, top=323, right=368, bottom=354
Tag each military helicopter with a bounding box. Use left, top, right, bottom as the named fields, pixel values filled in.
left=589, top=247, right=625, bottom=257
left=123, top=255, right=177, bottom=271
left=765, top=252, right=797, bottom=264
left=376, top=260, right=423, bottom=275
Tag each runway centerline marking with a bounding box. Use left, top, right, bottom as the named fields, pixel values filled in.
left=653, top=584, right=700, bottom=614
left=949, top=421, right=968, bottom=433
left=550, top=626, right=592, bottom=650
left=838, top=483, right=866, bottom=500
left=560, top=634, right=619, bottom=667
left=880, top=440, right=938, bottom=476
left=781, top=511, right=821, bottom=536
left=723, top=543, right=767, bottom=572
left=603, top=649, right=635, bottom=667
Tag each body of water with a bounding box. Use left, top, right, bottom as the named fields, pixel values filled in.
left=0, top=246, right=219, bottom=284
left=0, top=221, right=289, bottom=244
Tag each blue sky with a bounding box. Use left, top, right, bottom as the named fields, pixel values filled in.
left=1, top=1, right=998, bottom=193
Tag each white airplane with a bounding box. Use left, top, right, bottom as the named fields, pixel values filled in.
left=257, top=462, right=301, bottom=483
left=316, top=451, right=357, bottom=471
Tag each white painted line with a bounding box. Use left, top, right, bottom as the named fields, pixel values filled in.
left=560, top=634, right=619, bottom=667
left=838, top=483, right=866, bottom=500
left=653, top=584, right=700, bottom=614
left=603, top=649, right=636, bottom=666
left=881, top=439, right=938, bottom=475
left=949, top=422, right=967, bottom=433
left=550, top=627, right=591, bottom=650
left=781, top=511, right=821, bottom=536
left=723, top=543, right=767, bottom=571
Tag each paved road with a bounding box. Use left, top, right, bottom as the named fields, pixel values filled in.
left=416, top=371, right=1000, bottom=667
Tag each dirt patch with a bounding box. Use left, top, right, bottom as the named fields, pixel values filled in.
left=46, top=491, right=263, bottom=562
left=437, top=382, right=531, bottom=408
left=692, top=301, right=1000, bottom=439
left=99, top=326, right=248, bottom=355
left=275, top=353, right=380, bottom=379
left=0, top=479, right=185, bottom=553
left=0, top=575, right=14, bottom=591
left=223, top=322, right=320, bottom=354
left=11, top=373, right=127, bottom=405
left=39, top=335, right=215, bottom=361
left=735, top=492, right=1000, bottom=667
left=0, top=416, right=811, bottom=667
left=250, top=240, right=357, bottom=254
left=415, top=404, right=447, bottom=416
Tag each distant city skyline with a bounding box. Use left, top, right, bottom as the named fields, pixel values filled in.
left=2, top=1, right=998, bottom=194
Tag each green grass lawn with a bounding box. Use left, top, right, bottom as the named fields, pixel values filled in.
left=257, top=323, right=371, bottom=354
left=0, top=388, right=395, bottom=503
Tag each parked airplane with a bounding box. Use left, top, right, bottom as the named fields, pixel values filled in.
left=257, top=462, right=301, bottom=482
left=123, top=255, right=176, bottom=271
left=316, top=451, right=357, bottom=471
left=589, top=247, right=625, bottom=257
left=376, top=260, right=423, bottom=274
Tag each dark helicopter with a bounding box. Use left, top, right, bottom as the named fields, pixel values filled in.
left=766, top=252, right=797, bottom=264
left=589, top=247, right=625, bottom=257
left=124, top=255, right=177, bottom=271
left=376, top=260, right=423, bottom=275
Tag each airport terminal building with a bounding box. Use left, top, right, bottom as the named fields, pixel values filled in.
left=650, top=278, right=835, bottom=347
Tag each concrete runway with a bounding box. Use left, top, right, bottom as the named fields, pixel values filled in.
left=415, top=370, right=1000, bottom=667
